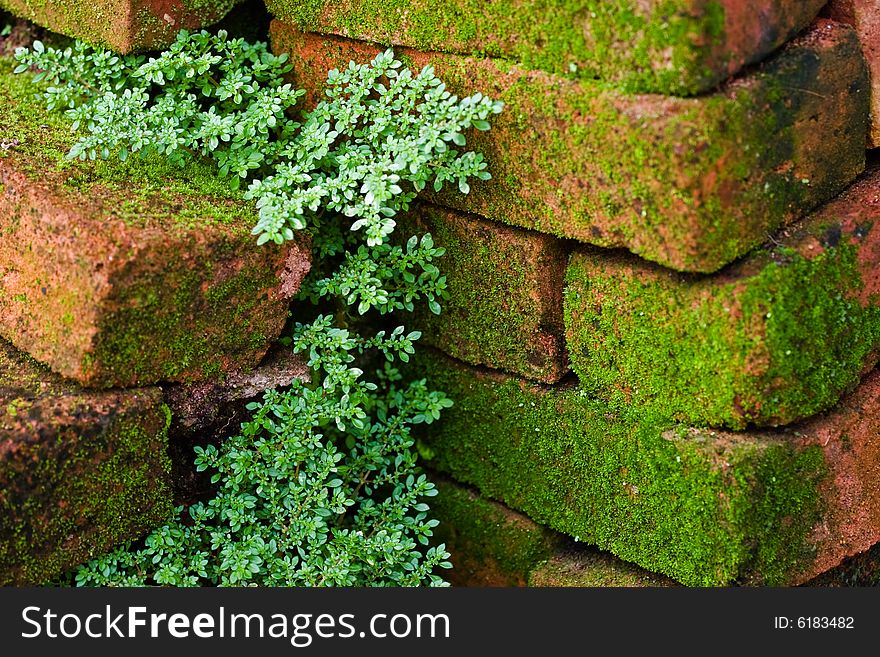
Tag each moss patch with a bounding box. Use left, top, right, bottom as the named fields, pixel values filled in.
left=430, top=477, right=560, bottom=586
left=398, top=204, right=569, bottom=383
left=565, top=245, right=880, bottom=429
left=272, top=22, right=867, bottom=272
left=529, top=546, right=678, bottom=587
left=411, top=350, right=827, bottom=586
left=265, top=0, right=823, bottom=96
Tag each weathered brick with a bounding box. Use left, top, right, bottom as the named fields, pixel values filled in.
left=825, top=1, right=880, bottom=147
left=431, top=477, right=561, bottom=586
left=565, top=167, right=880, bottom=430
left=432, top=475, right=676, bottom=587
left=0, top=340, right=173, bottom=585
left=0, top=0, right=241, bottom=53
left=265, top=0, right=824, bottom=96
left=399, top=203, right=568, bottom=384
left=529, top=548, right=678, bottom=587
left=412, top=349, right=880, bottom=586
left=0, top=61, right=311, bottom=388
left=270, top=19, right=868, bottom=273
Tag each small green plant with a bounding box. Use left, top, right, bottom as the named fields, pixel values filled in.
left=16, top=30, right=501, bottom=586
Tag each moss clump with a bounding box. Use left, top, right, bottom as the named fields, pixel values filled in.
left=410, top=350, right=827, bottom=586
left=265, top=0, right=820, bottom=96
left=529, top=547, right=678, bottom=587
left=430, top=478, right=560, bottom=586
left=565, top=238, right=880, bottom=429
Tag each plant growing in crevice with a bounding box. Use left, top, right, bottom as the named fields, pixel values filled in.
left=16, top=29, right=501, bottom=586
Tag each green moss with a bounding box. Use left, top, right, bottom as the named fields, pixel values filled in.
left=430, top=478, right=560, bottom=585
left=274, top=22, right=865, bottom=272
left=266, top=0, right=818, bottom=96
left=411, top=350, right=827, bottom=586
left=529, top=547, right=677, bottom=586
left=0, top=57, right=250, bottom=228
left=0, top=388, right=173, bottom=585
left=89, top=254, right=276, bottom=386
left=397, top=205, right=567, bottom=382
left=565, top=241, right=880, bottom=429
left=0, top=0, right=241, bottom=52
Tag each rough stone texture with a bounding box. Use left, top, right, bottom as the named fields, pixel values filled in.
left=825, top=1, right=880, bottom=147
left=0, top=61, right=311, bottom=388
left=565, top=166, right=880, bottom=430
left=398, top=203, right=569, bottom=384
left=265, top=0, right=825, bottom=96
left=430, top=476, right=561, bottom=586
left=0, top=0, right=241, bottom=53
left=163, top=347, right=309, bottom=505
left=0, top=340, right=173, bottom=585
left=411, top=349, right=880, bottom=586
left=271, top=19, right=868, bottom=273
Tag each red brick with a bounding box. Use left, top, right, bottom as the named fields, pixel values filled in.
left=0, top=0, right=242, bottom=53
left=0, top=64, right=311, bottom=388
left=0, top=340, right=173, bottom=585
left=565, top=166, right=880, bottom=429
left=399, top=203, right=568, bottom=383
left=265, top=0, right=825, bottom=96
left=417, top=349, right=880, bottom=585
left=825, top=1, right=880, bottom=146
left=271, top=20, right=867, bottom=272
left=431, top=476, right=675, bottom=587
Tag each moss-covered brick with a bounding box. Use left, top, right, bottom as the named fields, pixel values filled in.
left=265, top=0, right=824, bottom=97
left=0, top=339, right=173, bottom=585
left=430, top=476, right=561, bottom=586
left=529, top=548, right=678, bottom=587
left=565, top=167, right=880, bottom=430
left=411, top=350, right=880, bottom=586
left=0, top=60, right=311, bottom=387
left=397, top=203, right=569, bottom=384
left=431, top=475, right=677, bottom=586
left=825, top=1, right=880, bottom=148
left=271, top=20, right=868, bottom=273
left=0, top=0, right=242, bottom=53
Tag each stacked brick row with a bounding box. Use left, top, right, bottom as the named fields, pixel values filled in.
left=261, top=1, right=880, bottom=586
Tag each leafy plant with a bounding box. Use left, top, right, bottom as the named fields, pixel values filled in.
left=16, top=30, right=500, bottom=586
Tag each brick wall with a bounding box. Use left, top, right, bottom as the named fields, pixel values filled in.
left=2, top=0, right=880, bottom=586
